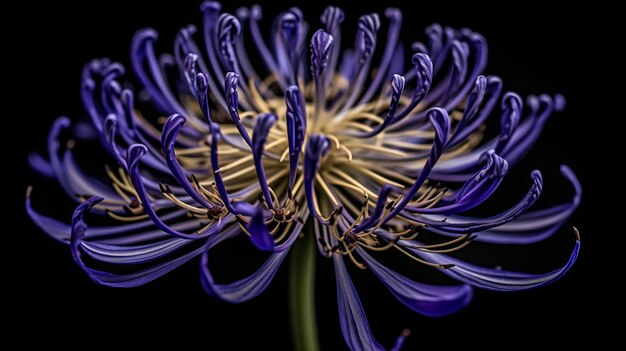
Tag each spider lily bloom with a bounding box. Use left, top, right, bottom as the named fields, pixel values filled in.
left=27, top=2, right=581, bottom=350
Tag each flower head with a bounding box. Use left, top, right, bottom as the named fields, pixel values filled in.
left=27, top=2, right=580, bottom=350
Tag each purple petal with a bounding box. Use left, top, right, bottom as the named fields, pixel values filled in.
left=200, top=243, right=288, bottom=303
left=468, top=165, right=581, bottom=244
left=200, top=1, right=227, bottom=87
left=28, top=152, right=54, bottom=178
left=251, top=113, right=278, bottom=209
left=131, top=28, right=185, bottom=114
left=430, top=76, right=503, bottom=180
left=26, top=187, right=187, bottom=244
left=359, top=248, right=473, bottom=317
left=501, top=94, right=565, bottom=166
left=390, top=53, right=433, bottom=122
left=70, top=197, right=219, bottom=287
left=358, top=8, right=402, bottom=104
left=285, top=85, right=306, bottom=190
left=127, top=144, right=229, bottom=239
left=495, top=92, right=522, bottom=154
left=161, top=114, right=215, bottom=208
left=247, top=206, right=275, bottom=251
left=412, top=150, right=509, bottom=214
left=46, top=117, right=73, bottom=194
left=354, top=184, right=395, bottom=231
left=216, top=13, right=241, bottom=71
left=447, top=75, right=487, bottom=146
left=208, top=122, right=238, bottom=214
left=354, top=73, right=406, bottom=137
left=337, top=13, right=380, bottom=112
left=416, top=170, right=542, bottom=234
left=62, top=147, right=120, bottom=199
left=320, top=6, right=344, bottom=83
left=334, top=254, right=384, bottom=351
left=304, top=135, right=332, bottom=224
left=403, top=230, right=580, bottom=291
left=275, top=8, right=305, bottom=83
left=224, top=72, right=252, bottom=146
left=81, top=238, right=191, bottom=265
left=381, top=107, right=450, bottom=223
left=310, top=29, right=334, bottom=78
left=354, top=13, right=380, bottom=65
left=245, top=5, right=286, bottom=89
left=103, top=115, right=127, bottom=168
left=442, top=31, right=488, bottom=110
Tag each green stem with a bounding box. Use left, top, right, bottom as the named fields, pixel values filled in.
left=289, top=220, right=320, bottom=351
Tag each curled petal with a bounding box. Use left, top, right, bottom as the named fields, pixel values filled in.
left=274, top=7, right=305, bottom=83
left=304, top=135, right=332, bottom=224
left=468, top=165, right=581, bottom=244
left=358, top=8, right=402, bottom=104
left=71, top=196, right=205, bottom=287
left=391, top=53, right=433, bottom=122
left=355, top=13, right=380, bottom=64
left=103, top=115, right=126, bottom=168
left=161, top=114, right=215, bottom=209
left=355, top=74, right=406, bottom=137
left=285, top=86, right=306, bottom=190
left=217, top=13, right=241, bottom=71
left=381, top=108, right=450, bottom=223
left=413, top=150, right=509, bottom=214
left=251, top=113, right=278, bottom=209
left=131, top=28, right=185, bottom=114
left=224, top=72, right=252, bottom=146
left=127, top=144, right=228, bottom=239
left=27, top=185, right=187, bottom=244
left=310, top=30, right=334, bottom=78
left=320, top=6, right=344, bottom=32
left=404, top=229, right=581, bottom=291
left=208, top=122, right=237, bottom=214
left=448, top=75, right=487, bottom=146
left=320, top=6, right=344, bottom=82
left=501, top=94, right=565, bottom=165
left=47, top=117, right=72, bottom=194
left=495, top=92, right=522, bottom=153
left=417, top=170, right=543, bottom=233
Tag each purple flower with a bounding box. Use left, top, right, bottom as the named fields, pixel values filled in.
left=27, top=2, right=581, bottom=350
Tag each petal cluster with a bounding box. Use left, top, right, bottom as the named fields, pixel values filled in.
left=27, top=2, right=580, bottom=350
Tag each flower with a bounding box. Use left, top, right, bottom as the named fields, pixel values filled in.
left=27, top=2, right=581, bottom=350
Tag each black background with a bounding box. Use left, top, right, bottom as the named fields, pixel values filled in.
left=17, top=0, right=603, bottom=348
